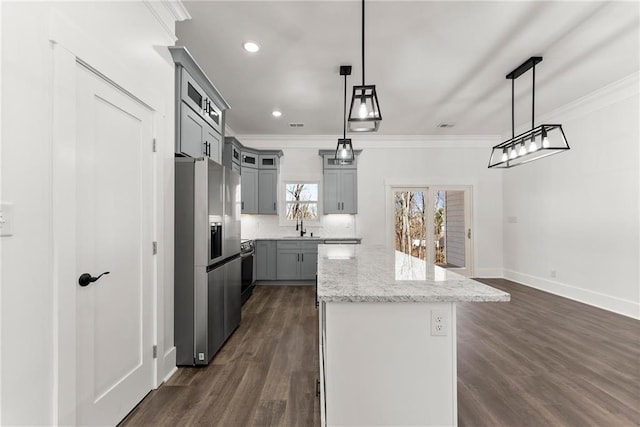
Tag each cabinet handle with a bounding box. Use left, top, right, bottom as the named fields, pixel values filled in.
left=273, top=202, right=276, bottom=210
left=242, top=201, right=244, bottom=210
left=337, top=202, right=340, bottom=210
left=297, top=253, right=300, bottom=262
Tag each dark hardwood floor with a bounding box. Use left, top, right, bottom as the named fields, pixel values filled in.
left=120, top=285, right=320, bottom=427
left=458, top=279, right=640, bottom=427
left=121, top=280, right=640, bottom=427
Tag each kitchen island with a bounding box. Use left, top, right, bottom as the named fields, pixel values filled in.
left=317, top=245, right=510, bottom=427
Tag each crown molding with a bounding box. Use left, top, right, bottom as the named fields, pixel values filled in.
left=232, top=134, right=500, bottom=150
left=162, top=1, right=191, bottom=21
left=509, top=72, right=639, bottom=137
left=143, top=1, right=191, bottom=43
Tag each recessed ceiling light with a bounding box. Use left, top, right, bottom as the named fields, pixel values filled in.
left=243, top=41, right=260, bottom=53
left=272, top=110, right=282, bottom=118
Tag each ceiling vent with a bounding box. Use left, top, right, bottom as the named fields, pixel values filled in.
left=289, top=123, right=304, bottom=128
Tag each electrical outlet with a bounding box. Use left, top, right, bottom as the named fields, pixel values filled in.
left=0, top=202, right=14, bottom=237
left=431, top=309, right=448, bottom=336
left=198, top=352, right=205, bottom=361
left=550, top=270, right=557, bottom=278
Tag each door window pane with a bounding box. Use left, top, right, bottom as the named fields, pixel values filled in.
left=434, top=190, right=466, bottom=268
left=394, top=190, right=426, bottom=260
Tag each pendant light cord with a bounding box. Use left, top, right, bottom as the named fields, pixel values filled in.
left=343, top=73, right=347, bottom=139
left=361, top=0, right=365, bottom=85
left=531, top=63, right=535, bottom=129
left=511, top=78, right=514, bottom=139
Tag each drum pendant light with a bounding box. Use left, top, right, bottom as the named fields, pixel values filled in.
left=336, top=65, right=355, bottom=163
left=348, top=0, right=382, bottom=132
left=488, top=57, right=570, bottom=168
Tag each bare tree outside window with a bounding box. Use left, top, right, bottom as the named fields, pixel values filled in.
left=285, top=183, right=318, bottom=220
left=434, top=191, right=446, bottom=265
left=394, top=190, right=426, bottom=260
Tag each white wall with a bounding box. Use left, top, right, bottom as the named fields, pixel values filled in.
left=237, top=136, right=504, bottom=277
left=1, top=2, right=182, bottom=424
left=503, top=73, right=639, bottom=319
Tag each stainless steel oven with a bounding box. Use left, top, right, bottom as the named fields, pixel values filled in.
left=240, top=240, right=255, bottom=305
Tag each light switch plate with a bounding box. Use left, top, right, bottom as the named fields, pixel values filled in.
left=0, top=202, right=14, bottom=237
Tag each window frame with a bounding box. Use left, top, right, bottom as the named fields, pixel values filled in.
left=281, top=180, right=321, bottom=225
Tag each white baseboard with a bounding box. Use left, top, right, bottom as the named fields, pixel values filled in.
left=504, top=270, right=640, bottom=320
left=162, top=346, right=177, bottom=383
left=473, top=268, right=504, bottom=278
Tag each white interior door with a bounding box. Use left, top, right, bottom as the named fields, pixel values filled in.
left=75, top=63, right=154, bottom=426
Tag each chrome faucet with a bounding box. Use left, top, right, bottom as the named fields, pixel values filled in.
left=296, top=218, right=307, bottom=237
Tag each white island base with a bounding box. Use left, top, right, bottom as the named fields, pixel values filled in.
left=317, top=245, right=510, bottom=427
left=320, top=301, right=457, bottom=426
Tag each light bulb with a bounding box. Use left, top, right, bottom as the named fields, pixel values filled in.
left=518, top=143, right=527, bottom=156
left=340, top=147, right=347, bottom=158
left=501, top=150, right=508, bottom=162
left=529, top=138, right=538, bottom=152
left=358, top=101, right=368, bottom=119
left=510, top=147, right=517, bottom=159
left=542, top=135, right=549, bottom=148
left=541, top=128, right=549, bottom=148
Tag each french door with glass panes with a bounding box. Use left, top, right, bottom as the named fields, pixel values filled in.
left=392, top=186, right=473, bottom=277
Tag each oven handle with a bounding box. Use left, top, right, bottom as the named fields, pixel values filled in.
left=240, top=249, right=255, bottom=258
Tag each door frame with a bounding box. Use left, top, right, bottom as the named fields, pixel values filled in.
left=50, top=29, right=162, bottom=426
left=427, top=186, right=474, bottom=277
left=385, top=181, right=475, bottom=277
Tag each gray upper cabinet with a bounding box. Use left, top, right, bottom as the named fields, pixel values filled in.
left=259, top=154, right=278, bottom=169
left=203, top=121, right=221, bottom=164
left=223, top=137, right=241, bottom=173
left=180, top=103, right=207, bottom=159
left=170, top=47, right=230, bottom=161
left=320, top=152, right=360, bottom=215
left=241, top=167, right=258, bottom=214
left=180, top=104, right=221, bottom=162
left=258, top=169, right=278, bottom=214
left=223, top=138, right=282, bottom=215
left=241, top=151, right=258, bottom=168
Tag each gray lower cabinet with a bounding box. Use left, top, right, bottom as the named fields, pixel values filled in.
left=276, top=241, right=319, bottom=280
left=241, top=167, right=258, bottom=214
left=256, top=240, right=277, bottom=280
left=300, top=242, right=319, bottom=279
left=324, top=169, right=357, bottom=214
left=258, top=169, right=277, bottom=214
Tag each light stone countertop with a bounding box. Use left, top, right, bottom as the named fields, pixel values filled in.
left=317, top=245, right=510, bottom=303
left=243, top=236, right=362, bottom=242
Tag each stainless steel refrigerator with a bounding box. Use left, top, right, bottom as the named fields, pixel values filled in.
left=175, top=157, right=241, bottom=366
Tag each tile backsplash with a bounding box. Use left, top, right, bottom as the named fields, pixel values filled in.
left=241, top=214, right=356, bottom=239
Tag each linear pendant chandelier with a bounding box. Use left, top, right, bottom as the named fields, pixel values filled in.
left=348, top=0, right=381, bottom=132
left=488, top=56, right=570, bottom=169
left=336, top=65, right=355, bottom=163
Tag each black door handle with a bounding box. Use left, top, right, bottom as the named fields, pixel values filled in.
left=79, top=271, right=110, bottom=287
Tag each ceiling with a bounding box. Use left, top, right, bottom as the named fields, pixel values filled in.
left=176, top=1, right=639, bottom=137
